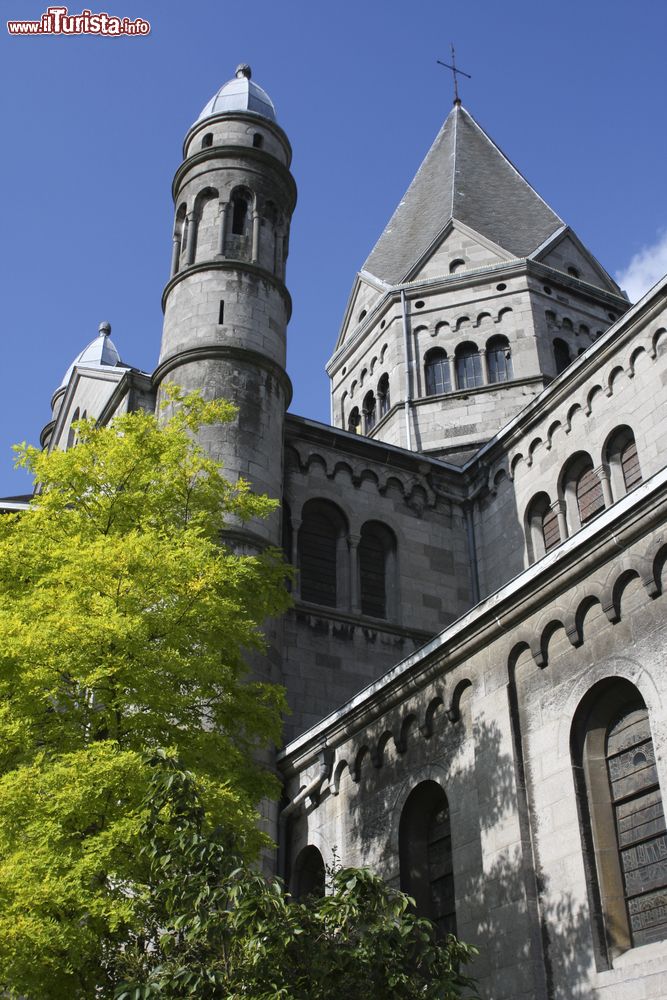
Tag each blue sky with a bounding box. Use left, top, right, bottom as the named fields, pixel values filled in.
left=1, top=0, right=666, bottom=496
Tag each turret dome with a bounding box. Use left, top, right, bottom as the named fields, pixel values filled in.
left=197, top=64, right=276, bottom=124
left=59, top=321, right=122, bottom=389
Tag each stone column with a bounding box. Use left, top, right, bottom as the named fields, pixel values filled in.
left=217, top=201, right=229, bottom=256
left=291, top=517, right=301, bottom=600
left=349, top=533, right=361, bottom=615
left=595, top=465, right=614, bottom=508
left=251, top=210, right=261, bottom=263
left=186, top=211, right=196, bottom=265
left=551, top=499, right=568, bottom=542
left=170, top=235, right=180, bottom=277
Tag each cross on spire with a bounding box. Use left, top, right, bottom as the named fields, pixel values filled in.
left=437, top=44, right=471, bottom=105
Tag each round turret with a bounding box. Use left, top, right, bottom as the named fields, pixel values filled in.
left=155, top=66, right=297, bottom=549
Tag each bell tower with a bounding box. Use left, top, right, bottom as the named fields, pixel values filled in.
left=155, top=65, right=297, bottom=547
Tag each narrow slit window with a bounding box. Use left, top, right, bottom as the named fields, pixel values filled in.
left=218, top=300, right=225, bottom=325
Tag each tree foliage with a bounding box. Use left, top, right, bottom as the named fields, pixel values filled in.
left=0, top=391, right=291, bottom=998
left=113, top=752, right=479, bottom=1000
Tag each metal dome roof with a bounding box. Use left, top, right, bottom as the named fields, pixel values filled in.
left=197, top=64, right=276, bottom=124
left=59, top=322, right=122, bottom=389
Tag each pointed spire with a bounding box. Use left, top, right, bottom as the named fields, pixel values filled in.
left=363, top=105, right=564, bottom=285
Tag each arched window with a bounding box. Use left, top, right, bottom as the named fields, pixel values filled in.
left=560, top=451, right=605, bottom=533
left=358, top=521, right=396, bottom=620
left=298, top=500, right=348, bottom=608
left=455, top=342, right=483, bottom=390
left=201, top=132, right=213, bottom=149
left=572, top=680, right=667, bottom=960
left=553, top=338, right=571, bottom=375
left=399, top=781, right=456, bottom=938
left=377, top=373, right=390, bottom=417
left=605, top=426, right=643, bottom=499
left=424, top=348, right=450, bottom=396
left=231, top=191, right=249, bottom=236
left=449, top=258, right=465, bottom=274
left=525, top=492, right=561, bottom=563
left=486, top=335, right=513, bottom=383
left=362, top=390, right=376, bottom=434
left=252, top=132, right=263, bottom=149
left=347, top=406, right=361, bottom=434
left=291, top=845, right=325, bottom=900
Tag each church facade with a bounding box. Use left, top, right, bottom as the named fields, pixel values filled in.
left=14, top=66, right=667, bottom=998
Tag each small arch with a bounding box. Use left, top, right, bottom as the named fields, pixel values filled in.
left=628, top=345, right=647, bottom=377
left=604, top=425, right=642, bottom=500
left=567, top=265, right=581, bottom=279
left=562, top=317, right=574, bottom=331
left=201, top=132, right=213, bottom=149
left=252, top=132, right=263, bottom=149
left=651, top=327, right=667, bottom=357
left=475, top=311, right=492, bottom=326
left=559, top=451, right=604, bottom=533
left=545, top=309, right=557, bottom=325
left=546, top=420, right=562, bottom=449
left=497, top=306, right=513, bottom=322
left=447, top=678, right=472, bottom=723
left=585, top=385, right=604, bottom=415
left=579, top=323, right=590, bottom=337
left=454, top=315, right=471, bottom=332
left=449, top=258, right=466, bottom=274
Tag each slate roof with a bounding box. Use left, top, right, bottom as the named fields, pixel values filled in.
left=363, top=104, right=564, bottom=285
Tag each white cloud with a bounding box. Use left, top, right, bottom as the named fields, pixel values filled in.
left=616, top=231, right=667, bottom=303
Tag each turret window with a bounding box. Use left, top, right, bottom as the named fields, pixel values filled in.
left=231, top=194, right=249, bottom=236
left=252, top=133, right=263, bottom=149
left=201, top=133, right=213, bottom=149
left=424, top=348, right=450, bottom=396
left=218, top=300, right=225, bottom=325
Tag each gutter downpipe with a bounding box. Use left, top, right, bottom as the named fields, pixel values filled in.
left=400, top=289, right=413, bottom=451
left=277, top=748, right=332, bottom=879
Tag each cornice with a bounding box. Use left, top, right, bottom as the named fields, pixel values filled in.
left=161, top=259, right=292, bottom=319
left=153, top=345, right=293, bottom=408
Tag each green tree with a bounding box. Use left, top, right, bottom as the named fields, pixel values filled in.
left=113, top=752, right=478, bottom=1000
left=0, top=390, right=290, bottom=999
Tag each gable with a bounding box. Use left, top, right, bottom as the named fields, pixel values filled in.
left=50, top=368, right=129, bottom=452
left=535, top=230, right=623, bottom=295
left=408, top=220, right=512, bottom=282
left=334, top=273, right=385, bottom=351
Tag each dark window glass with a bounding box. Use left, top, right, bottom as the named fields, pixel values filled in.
left=455, top=346, right=483, bottom=389
left=252, top=133, right=263, bottom=148
left=359, top=528, right=386, bottom=618
left=377, top=373, right=390, bottom=417
left=487, top=338, right=513, bottom=384
left=201, top=132, right=213, bottom=149
left=399, top=782, right=456, bottom=940
left=363, top=391, right=376, bottom=434
left=425, top=349, right=451, bottom=396
left=299, top=511, right=337, bottom=607
left=348, top=407, right=360, bottom=434
left=554, top=338, right=571, bottom=374
left=232, top=195, right=248, bottom=236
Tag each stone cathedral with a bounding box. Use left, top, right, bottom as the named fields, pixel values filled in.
left=6, top=65, right=667, bottom=998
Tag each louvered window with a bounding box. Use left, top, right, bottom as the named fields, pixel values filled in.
left=576, top=468, right=605, bottom=524
left=621, top=440, right=642, bottom=492
left=542, top=507, right=561, bottom=553
left=606, top=707, right=667, bottom=947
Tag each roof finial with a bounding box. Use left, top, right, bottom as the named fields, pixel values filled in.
left=437, top=44, right=471, bottom=106
left=99, top=321, right=111, bottom=337
left=235, top=63, right=252, bottom=80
